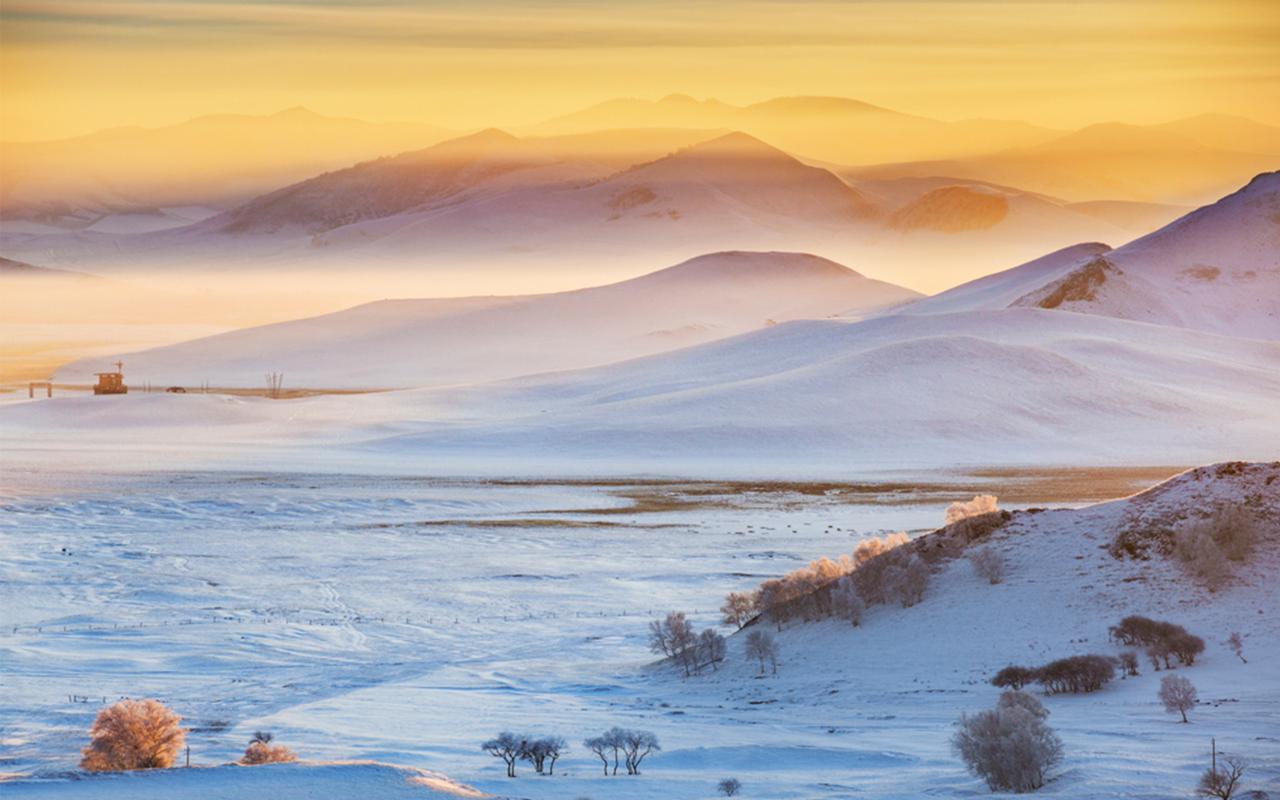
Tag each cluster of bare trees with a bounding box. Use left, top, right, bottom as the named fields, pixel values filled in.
left=648, top=611, right=726, bottom=676
left=744, top=629, right=779, bottom=675
left=582, top=727, right=660, bottom=775
left=721, top=531, right=930, bottom=633
left=1109, top=615, right=1205, bottom=670
left=953, top=690, right=1063, bottom=793
left=992, top=654, right=1116, bottom=695
left=481, top=732, right=567, bottom=777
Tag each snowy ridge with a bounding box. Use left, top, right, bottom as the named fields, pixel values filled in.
left=1, top=761, right=491, bottom=799
left=51, top=251, right=920, bottom=389
left=1009, top=171, right=1280, bottom=339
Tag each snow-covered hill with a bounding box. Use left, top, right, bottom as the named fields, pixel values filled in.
left=1011, top=172, right=1280, bottom=339
left=1, top=762, right=488, bottom=799
left=51, top=251, right=920, bottom=389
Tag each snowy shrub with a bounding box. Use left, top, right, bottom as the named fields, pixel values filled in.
left=482, top=731, right=525, bottom=777
left=946, top=494, right=999, bottom=525
left=1118, top=651, right=1139, bottom=677
left=719, top=777, right=742, bottom=796
left=968, top=548, right=1006, bottom=584
left=997, top=689, right=1050, bottom=719
left=744, top=630, right=779, bottom=675
left=1035, top=655, right=1115, bottom=694
left=1175, top=505, right=1259, bottom=586
left=953, top=691, right=1063, bottom=792
left=720, top=592, right=755, bottom=630
left=240, top=731, right=295, bottom=765
left=1159, top=674, right=1197, bottom=723
left=992, top=665, right=1038, bottom=691
left=884, top=554, right=929, bottom=607
left=80, top=699, right=186, bottom=772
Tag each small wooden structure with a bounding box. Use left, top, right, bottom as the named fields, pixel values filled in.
left=28, top=381, right=53, bottom=398
left=93, top=361, right=128, bottom=395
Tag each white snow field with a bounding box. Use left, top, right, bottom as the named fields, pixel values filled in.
left=1, top=464, right=1277, bottom=799
left=52, top=251, right=921, bottom=390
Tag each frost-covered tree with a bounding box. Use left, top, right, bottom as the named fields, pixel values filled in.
left=1160, top=675, right=1198, bottom=723
left=720, top=592, right=755, bottom=630
left=80, top=699, right=186, bottom=772
left=1226, top=632, right=1247, bottom=663
left=519, top=735, right=566, bottom=775
left=831, top=575, right=864, bottom=626
left=968, top=548, right=1006, bottom=584
left=1118, top=651, right=1139, bottom=677
left=482, top=731, right=524, bottom=777
left=744, top=629, right=779, bottom=675
left=698, top=629, right=727, bottom=671
left=885, top=554, right=929, bottom=607
left=953, top=691, right=1062, bottom=793
left=946, top=494, right=999, bottom=525
left=650, top=611, right=697, bottom=674
left=621, top=729, right=660, bottom=774
left=583, top=734, right=612, bottom=776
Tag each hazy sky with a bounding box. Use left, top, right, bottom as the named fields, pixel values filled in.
left=3, top=0, right=1279, bottom=140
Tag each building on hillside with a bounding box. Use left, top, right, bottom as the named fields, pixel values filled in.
left=93, top=361, right=128, bottom=395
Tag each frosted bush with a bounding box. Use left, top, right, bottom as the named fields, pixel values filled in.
left=80, top=699, right=186, bottom=772
left=953, top=691, right=1063, bottom=792
left=946, top=494, right=999, bottom=525
left=968, top=547, right=1006, bottom=584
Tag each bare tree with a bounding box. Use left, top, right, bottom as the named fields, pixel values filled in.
left=1118, top=651, right=1139, bottom=677
left=1159, top=675, right=1198, bottom=723
left=953, top=691, right=1063, bottom=792
left=649, top=611, right=695, bottom=672
left=482, top=731, right=524, bottom=777
left=584, top=734, right=611, bottom=776
left=720, top=592, right=755, bottom=630
left=519, top=735, right=566, bottom=775
left=265, top=371, right=284, bottom=399
left=745, top=629, right=778, bottom=675
left=718, top=777, right=743, bottom=796
left=80, top=699, right=186, bottom=772
left=1226, top=632, right=1247, bottom=664
left=621, top=729, right=660, bottom=775
left=1197, top=740, right=1246, bottom=800
left=831, top=575, right=864, bottom=626
left=698, top=629, right=727, bottom=671
left=968, top=548, right=1005, bottom=584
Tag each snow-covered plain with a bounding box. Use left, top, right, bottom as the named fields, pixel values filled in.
left=2, top=465, right=1277, bottom=799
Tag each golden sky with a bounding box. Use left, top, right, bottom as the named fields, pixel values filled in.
left=3, top=0, right=1279, bottom=141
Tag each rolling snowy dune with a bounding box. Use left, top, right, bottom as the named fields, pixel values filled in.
left=51, top=251, right=920, bottom=389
